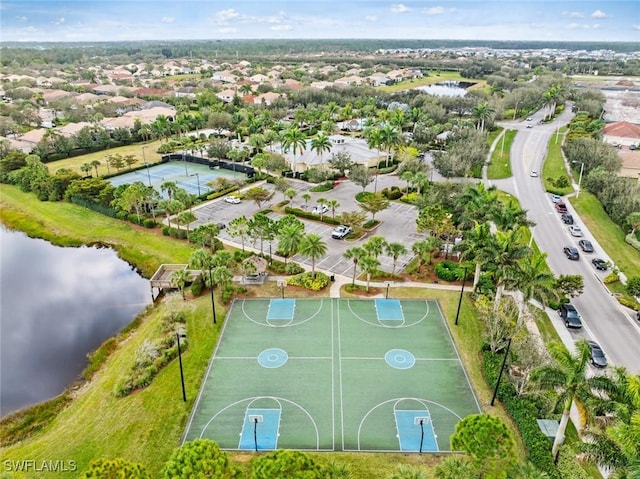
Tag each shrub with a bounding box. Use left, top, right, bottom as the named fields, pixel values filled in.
left=603, top=272, right=619, bottom=284
left=435, top=260, right=463, bottom=282
left=286, top=271, right=330, bottom=291
left=556, top=446, right=591, bottom=479
left=400, top=192, right=421, bottom=203
left=142, top=218, right=156, bottom=228
left=355, top=191, right=373, bottom=202
left=162, top=226, right=171, bottom=236
left=190, top=275, right=204, bottom=296
left=363, top=219, right=378, bottom=229
left=617, top=296, right=640, bottom=311
left=309, top=181, right=334, bottom=192
left=627, top=276, right=640, bottom=297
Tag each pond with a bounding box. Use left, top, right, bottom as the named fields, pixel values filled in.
left=414, top=81, right=475, bottom=97
left=0, top=227, right=151, bottom=417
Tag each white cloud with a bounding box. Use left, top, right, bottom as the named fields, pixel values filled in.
left=54, top=17, right=65, bottom=25
left=365, top=15, right=378, bottom=22
left=566, top=23, right=589, bottom=29
left=423, top=6, right=445, bottom=15
left=562, top=11, right=584, bottom=18
left=16, top=15, right=27, bottom=22
left=271, top=24, right=292, bottom=31
left=218, top=27, right=237, bottom=33
left=633, top=25, right=640, bottom=31
left=216, top=8, right=241, bottom=24
left=160, top=17, right=175, bottom=24
left=592, top=24, right=600, bottom=29
left=591, top=10, right=608, bottom=18
left=390, top=4, right=410, bottom=13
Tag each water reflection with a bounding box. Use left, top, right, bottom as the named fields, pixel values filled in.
left=414, top=81, right=473, bottom=97
left=0, top=228, right=151, bottom=416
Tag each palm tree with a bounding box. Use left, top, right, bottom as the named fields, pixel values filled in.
left=278, top=223, right=305, bottom=264
left=281, top=126, right=307, bottom=172
left=472, top=102, right=494, bottom=132
left=310, top=132, right=332, bottom=166
left=511, top=253, right=557, bottom=325
left=80, top=163, right=92, bottom=177
left=412, top=236, right=441, bottom=266
left=344, top=246, right=366, bottom=286
left=284, top=187, right=297, bottom=206
left=161, top=181, right=178, bottom=199
left=385, top=242, right=407, bottom=275
left=401, top=170, right=414, bottom=194
left=299, top=233, right=327, bottom=278
left=227, top=216, right=249, bottom=252
left=301, top=193, right=311, bottom=209
left=531, top=340, right=600, bottom=458
left=380, top=124, right=401, bottom=167
left=90, top=160, right=101, bottom=177
left=363, top=235, right=387, bottom=261
left=455, top=221, right=494, bottom=289
left=492, top=228, right=532, bottom=313
left=326, top=199, right=340, bottom=220
left=170, top=269, right=191, bottom=300
left=359, top=255, right=380, bottom=292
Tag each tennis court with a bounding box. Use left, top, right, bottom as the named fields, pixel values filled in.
left=183, top=298, right=481, bottom=452
left=109, top=160, right=246, bottom=197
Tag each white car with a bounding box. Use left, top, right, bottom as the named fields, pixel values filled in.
left=312, top=204, right=329, bottom=215
left=331, top=225, right=351, bottom=239
left=224, top=196, right=241, bottom=204
left=530, top=170, right=538, bottom=177
left=568, top=225, right=583, bottom=237
left=526, top=117, right=533, bottom=121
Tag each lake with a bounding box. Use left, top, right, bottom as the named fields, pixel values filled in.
left=414, top=81, right=475, bottom=97
left=0, top=227, right=151, bottom=417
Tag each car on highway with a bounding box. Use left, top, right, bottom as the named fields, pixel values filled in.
left=312, top=204, right=329, bottom=215
left=551, top=194, right=562, bottom=203
left=563, top=246, right=580, bottom=260
left=560, top=213, right=573, bottom=224
left=587, top=341, right=608, bottom=368
left=568, top=225, right=583, bottom=237
left=526, top=123, right=533, bottom=128
left=559, top=303, right=582, bottom=329
left=578, top=239, right=594, bottom=252
left=591, top=258, right=608, bottom=271
left=331, top=225, right=352, bottom=240
left=530, top=170, right=538, bottom=177
left=224, top=196, right=241, bottom=204
left=555, top=201, right=568, bottom=213
left=526, top=117, right=533, bottom=122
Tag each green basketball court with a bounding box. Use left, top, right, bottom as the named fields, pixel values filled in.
left=183, top=298, right=481, bottom=452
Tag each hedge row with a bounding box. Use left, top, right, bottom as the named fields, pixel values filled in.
left=284, top=206, right=340, bottom=225
left=482, top=350, right=559, bottom=478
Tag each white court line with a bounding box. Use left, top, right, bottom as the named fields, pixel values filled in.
left=331, top=298, right=335, bottom=451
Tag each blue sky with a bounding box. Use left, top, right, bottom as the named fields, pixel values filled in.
left=1, top=1, right=638, bottom=43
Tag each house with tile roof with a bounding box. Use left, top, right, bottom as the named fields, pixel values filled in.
left=603, top=121, right=640, bottom=147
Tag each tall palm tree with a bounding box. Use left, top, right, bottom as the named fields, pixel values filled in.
left=380, top=124, right=401, bottom=167
left=278, top=223, right=304, bottom=264
left=531, top=340, right=599, bottom=458
left=344, top=246, right=366, bottom=286
left=412, top=236, right=441, bottom=266
left=472, top=102, right=494, bottom=132
left=385, top=242, right=407, bottom=275
left=227, top=216, right=249, bottom=252
left=363, top=235, right=387, bottom=261
left=359, top=255, right=380, bottom=292
left=281, top=126, right=307, bottom=172
left=326, top=199, right=340, bottom=220
left=511, top=253, right=557, bottom=325
left=299, top=233, right=327, bottom=278
left=455, top=221, right=494, bottom=289
left=492, top=228, right=532, bottom=313
left=310, top=133, right=332, bottom=166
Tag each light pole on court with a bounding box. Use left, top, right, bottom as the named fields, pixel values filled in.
left=190, top=173, right=201, bottom=196
left=208, top=265, right=217, bottom=324
left=176, top=332, right=187, bottom=402
left=142, top=146, right=151, bottom=187
left=491, top=337, right=512, bottom=406
left=454, top=267, right=467, bottom=326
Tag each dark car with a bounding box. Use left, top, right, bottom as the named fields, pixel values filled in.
left=331, top=225, right=352, bottom=240
left=578, top=240, right=594, bottom=252
left=563, top=246, right=580, bottom=260
left=559, top=303, right=582, bottom=329
left=587, top=341, right=608, bottom=368
left=555, top=201, right=568, bottom=213
left=591, top=258, right=608, bottom=271
left=561, top=213, right=574, bottom=225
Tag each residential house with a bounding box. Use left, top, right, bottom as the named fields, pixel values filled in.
left=216, top=88, right=238, bottom=103
left=252, top=92, right=282, bottom=106
left=333, top=75, right=365, bottom=88
left=603, top=121, right=640, bottom=147
left=212, top=70, right=238, bottom=83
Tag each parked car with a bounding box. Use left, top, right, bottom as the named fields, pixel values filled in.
left=551, top=194, right=562, bottom=203
left=630, top=144, right=637, bottom=151
left=578, top=239, right=594, bottom=252
left=561, top=213, right=574, bottom=225
left=559, top=303, right=582, bottom=329
left=555, top=201, right=568, bottom=213
left=563, top=246, right=580, bottom=260
left=526, top=117, right=533, bottom=122
left=312, top=204, right=329, bottom=215
left=591, top=258, right=608, bottom=271
left=331, top=225, right=352, bottom=239
left=587, top=341, right=608, bottom=368
left=216, top=222, right=226, bottom=230
left=568, top=225, right=583, bottom=237
left=224, top=196, right=241, bottom=204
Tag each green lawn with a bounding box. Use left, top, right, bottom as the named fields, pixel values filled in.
left=487, top=129, right=516, bottom=179
left=542, top=126, right=573, bottom=195
left=377, top=70, right=485, bottom=93
left=570, top=192, right=640, bottom=282
left=43, top=140, right=165, bottom=177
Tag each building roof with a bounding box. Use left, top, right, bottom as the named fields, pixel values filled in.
left=603, top=121, right=640, bottom=139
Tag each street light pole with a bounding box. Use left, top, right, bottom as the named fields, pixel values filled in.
left=491, top=337, right=512, bottom=406
left=573, top=161, right=585, bottom=198
left=208, top=265, right=217, bottom=324
left=454, top=267, right=467, bottom=326
left=512, top=100, right=520, bottom=121
left=142, top=146, right=151, bottom=187
left=176, top=333, right=187, bottom=402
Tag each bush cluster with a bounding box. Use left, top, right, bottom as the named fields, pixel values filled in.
left=556, top=446, right=591, bottom=479
left=115, top=313, right=188, bottom=397
left=434, top=260, right=465, bottom=282
left=380, top=186, right=403, bottom=200
left=268, top=258, right=304, bottom=275
left=481, top=350, right=559, bottom=478
left=283, top=206, right=340, bottom=225
left=603, top=272, right=619, bottom=284
left=286, top=271, right=330, bottom=291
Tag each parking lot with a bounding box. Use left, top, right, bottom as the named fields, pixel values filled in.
left=189, top=176, right=425, bottom=276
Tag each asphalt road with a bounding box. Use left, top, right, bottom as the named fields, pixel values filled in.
left=493, top=110, right=640, bottom=374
